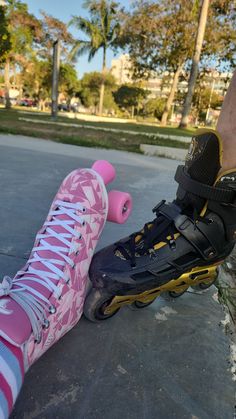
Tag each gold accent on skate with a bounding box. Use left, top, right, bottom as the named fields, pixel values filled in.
left=103, top=263, right=221, bottom=315
left=154, top=233, right=180, bottom=251
left=134, top=227, right=180, bottom=253
left=135, top=222, right=153, bottom=244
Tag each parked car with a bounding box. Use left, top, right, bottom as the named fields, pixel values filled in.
left=58, top=103, right=80, bottom=113
left=19, top=99, right=37, bottom=107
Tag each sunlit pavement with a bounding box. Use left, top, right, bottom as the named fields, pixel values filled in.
left=0, top=134, right=234, bottom=419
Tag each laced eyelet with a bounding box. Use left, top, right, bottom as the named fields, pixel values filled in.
left=206, top=250, right=215, bottom=258
left=65, top=277, right=70, bottom=284
left=82, top=207, right=86, bottom=213
left=149, top=248, right=157, bottom=258
left=82, top=220, right=86, bottom=226
left=35, top=335, right=42, bottom=344
left=43, top=319, right=50, bottom=329
left=49, top=305, right=56, bottom=314
left=169, top=240, right=176, bottom=250
left=75, top=250, right=80, bottom=255
left=79, top=233, right=82, bottom=239
left=58, top=294, right=62, bottom=301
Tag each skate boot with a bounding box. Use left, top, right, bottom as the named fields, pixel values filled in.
left=0, top=160, right=132, bottom=418
left=84, top=129, right=236, bottom=321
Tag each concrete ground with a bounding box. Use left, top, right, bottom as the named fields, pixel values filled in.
left=0, top=134, right=234, bottom=419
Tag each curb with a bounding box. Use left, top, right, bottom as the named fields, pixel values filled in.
left=140, top=144, right=187, bottom=161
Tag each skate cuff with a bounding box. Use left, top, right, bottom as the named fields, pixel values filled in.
left=175, top=165, right=235, bottom=203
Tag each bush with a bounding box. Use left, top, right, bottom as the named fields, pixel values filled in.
left=142, top=97, right=166, bottom=120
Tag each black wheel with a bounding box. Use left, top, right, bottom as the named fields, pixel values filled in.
left=163, top=288, right=187, bottom=300
left=169, top=289, right=187, bottom=298
left=192, top=278, right=217, bottom=291
left=83, top=289, right=120, bottom=322
left=132, top=298, right=156, bottom=309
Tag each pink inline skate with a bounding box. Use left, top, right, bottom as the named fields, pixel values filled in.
left=0, top=160, right=132, bottom=419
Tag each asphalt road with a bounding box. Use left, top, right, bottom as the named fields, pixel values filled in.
left=0, top=134, right=234, bottom=419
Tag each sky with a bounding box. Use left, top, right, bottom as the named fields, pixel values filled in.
left=25, top=0, right=130, bottom=78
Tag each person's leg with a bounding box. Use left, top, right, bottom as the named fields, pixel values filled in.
left=0, top=338, right=24, bottom=419
left=217, top=70, right=236, bottom=172
left=217, top=71, right=236, bottom=344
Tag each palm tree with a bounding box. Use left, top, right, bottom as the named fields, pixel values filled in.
left=70, top=0, right=120, bottom=115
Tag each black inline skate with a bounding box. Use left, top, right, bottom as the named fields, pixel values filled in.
left=84, top=129, right=236, bottom=322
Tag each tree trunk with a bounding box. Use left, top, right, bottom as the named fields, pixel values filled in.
left=98, top=46, right=106, bottom=116
left=39, top=99, right=46, bottom=112
left=51, top=40, right=60, bottom=118
left=98, top=82, right=105, bottom=116
left=4, top=58, right=11, bottom=109
left=161, top=64, right=183, bottom=126
left=179, top=0, right=210, bottom=128
left=131, top=106, right=134, bottom=119
left=18, top=86, right=23, bottom=102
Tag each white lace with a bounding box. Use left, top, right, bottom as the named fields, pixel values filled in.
left=0, top=200, right=85, bottom=342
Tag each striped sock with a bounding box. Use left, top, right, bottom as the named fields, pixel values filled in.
left=0, top=338, right=24, bottom=419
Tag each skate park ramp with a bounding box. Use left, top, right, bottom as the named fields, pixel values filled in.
left=0, top=134, right=234, bottom=419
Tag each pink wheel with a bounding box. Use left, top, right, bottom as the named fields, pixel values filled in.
left=92, top=160, right=116, bottom=185
left=107, top=190, right=132, bottom=224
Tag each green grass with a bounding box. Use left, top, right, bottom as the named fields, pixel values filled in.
left=16, top=107, right=195, bottom=136
left=0, top=108, right=192, bottom=153
left=42, top=115, right=194, bottom=137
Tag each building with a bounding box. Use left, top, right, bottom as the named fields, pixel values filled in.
left=111, top=54, right=133, bottom=85
left=111, top=54, right=232, bottom=100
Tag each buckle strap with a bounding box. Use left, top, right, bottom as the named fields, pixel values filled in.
left=174, top=214, right=218, bottom=260
left=152, top=200, right=181, bottom=221
left=175, top=165, right=235, bottom=203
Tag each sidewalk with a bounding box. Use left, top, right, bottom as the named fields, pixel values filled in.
left=0, top=134, right=234, bottom=419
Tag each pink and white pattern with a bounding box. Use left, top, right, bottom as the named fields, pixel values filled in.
left=0, top=167, right=108, bottom=371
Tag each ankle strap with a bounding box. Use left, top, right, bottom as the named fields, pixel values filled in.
left=175, top=165, right=235, bottom=203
